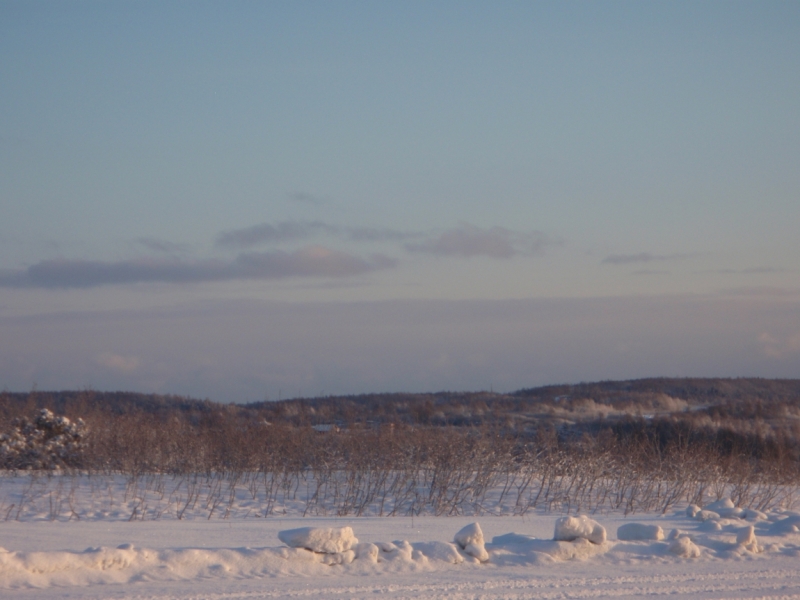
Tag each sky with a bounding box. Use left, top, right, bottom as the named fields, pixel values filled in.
left=1, top=1, right=799, bottom=402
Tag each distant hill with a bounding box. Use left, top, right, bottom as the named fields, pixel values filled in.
left=3, top=378, right=800, bottom=433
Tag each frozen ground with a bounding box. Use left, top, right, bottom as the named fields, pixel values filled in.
left=2, top=476, right=800, bottom=598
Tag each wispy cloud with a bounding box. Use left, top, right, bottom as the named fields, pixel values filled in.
left=346, top=227, right=419, bottom=243
left=96, top=352, right=140, bottom=373
left=406, top=224, right=550, bottom=259
left=697, top=266, right=786, bottom=275
left=602, top=252, right=697, bottom=265
left=217, top=221, right=419, bottom=249
left=0, top=247, right=396, bottom=289
left=719, top=286, right=800, bottom=298
left=216, top=221, right=336, bottom=248
left=758, top=332, right=800, bottom=359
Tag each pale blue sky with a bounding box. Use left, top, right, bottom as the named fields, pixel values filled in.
left=1, top=1, right=799, bottom=400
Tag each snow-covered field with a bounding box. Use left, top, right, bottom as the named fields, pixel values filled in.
left=3, top=475, right=800, bottom=599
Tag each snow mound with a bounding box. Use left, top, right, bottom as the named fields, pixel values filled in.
left=743, top=508, right=768, bottom=521
left=554, top=515, right=606, bottom=544
left=703, top=498, right=743, bottom=518
left=694, top=510, right=720, bottom=522
left=488, top=534, right=608, bottom=566
left=413, top=541, right=463, bottom=564
left=736, top=525, right=760, bottom=552
left=353, top=542, right=379, bottom=563
left=454, top=522, right=489, bottom=562
left=278, top=527, right=358, bottom=554
left=697, top=519, right=722, bottom=531
left=668, top=528, right=686, bottom=540
left=617, top=523, right=664, bottom=541
left=668, top=536, right=702, bottom=558
left=769, top=515, right=800, bottom=536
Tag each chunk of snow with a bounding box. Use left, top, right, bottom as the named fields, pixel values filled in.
left=454, top=522, right=489, bottom=562
left=382, top=540, right=417, bottom=562
left=695, top=510, right=720, bottom=522
left=667, top=528, right=686, bottom=540
left=736, top=525, right=758, bottom=550
left=617, top=523, right=664, bottom=541
left=698, top=519, right=722, bottom=531
left=454, top=522, right=485, bottom=547
left=464, top=542, right=489, bottom=562
left=704, top=498, right=734, bottom=512
left=743, top=508, right=768, bottom=521
left=697, top=519, right=722, bottom=531
left=554, top=515, right=606, bottom=545
left=354, top=542, right=379, bottom=563
left=703, top=498, right=743, bottom=518
left=668, top=536, right=701, bottom=558
left=413, top=541, right=464, bottom=564
left=278, top=527, right=358, bottom=554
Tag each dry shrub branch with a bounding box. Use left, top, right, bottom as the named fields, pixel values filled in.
left=1, top=383, right=800, bottom=517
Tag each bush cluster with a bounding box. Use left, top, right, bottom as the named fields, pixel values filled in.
left=1, top=380, right=800, bottom=515
left=0, top=409, right=88, bottom=470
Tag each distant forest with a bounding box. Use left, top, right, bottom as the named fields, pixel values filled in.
left=4, top=377, right=800, bottom=438
left=2, top=378, right=800, bottom=515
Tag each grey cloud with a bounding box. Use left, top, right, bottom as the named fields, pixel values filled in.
left=695, top=267, right=787, bottom=275
left=346, top=227, right=420, bottom=243
left=217, top=221, right=422, bottom=249
left=406, top=224, right=549, bottom=259
left=743, top=267, right=785, bottom=274
left=718, top=286, right=800, bottom=298
left=216, top=221, right=336, bottom=248
left=602, top=252, right=697, bottom=265
left=0, top=247, right=396, bottom=289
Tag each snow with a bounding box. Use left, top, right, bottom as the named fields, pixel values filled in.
left=453, top=522, right=489, bottom=562
left=3, top=476, right=800, bottom=598
left=695, top=509, right=720, bottom=521
left=553, top=514, right=607, bottom=544
left=278, top=526, right=358, bottom=553
left=668, top=535, right=702, bottom=558
left=736, top=524, right=759, bottom=550
left=704, top=497, right=744, bottom=518
left=617, top=523, right=664, bottom=541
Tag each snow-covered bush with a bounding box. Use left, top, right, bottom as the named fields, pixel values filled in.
left=0, top=409, right=88, bottom=470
